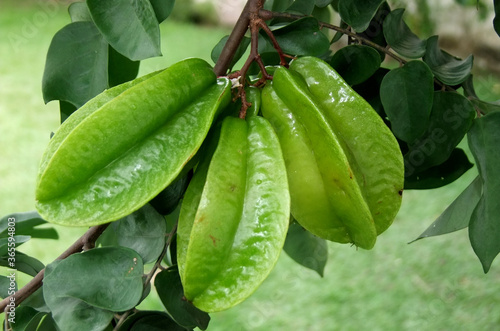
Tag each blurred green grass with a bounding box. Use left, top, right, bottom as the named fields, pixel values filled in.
left=1, top=2, right=500, bottom=330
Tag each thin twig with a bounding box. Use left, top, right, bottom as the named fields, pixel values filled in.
left=0, top=223, right=110, bottom=313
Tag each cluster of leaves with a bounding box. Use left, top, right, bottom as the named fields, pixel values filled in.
left=2, top=0, right=500, bottom=330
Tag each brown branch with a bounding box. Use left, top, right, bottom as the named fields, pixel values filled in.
left=213, top=1, right=252, bottom=76
left=0, top=223, right=110, bottom=313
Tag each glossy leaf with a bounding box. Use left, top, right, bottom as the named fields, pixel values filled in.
left=118, top=311, right=185, bottom=331
left=103, top=204, right=167, bottom=264
left=383, top=8, right=427, bottom=58
left=411, top=176, right=481, bottom=243
left=108, top=45, right=140, bottom=87
left=423, top=36, right=473, bottom=85
left=494, top=0, right=500, bottom=37
left=330, top=45, right=381, bottom=85
left=68, top=2, right=91, bottom=22
left=0, top=211, right=57, bottom=239
left=283, top=222, right=328, bottom=277
left=87, top=0, right=161, bottom=61
left=380, top=60, right=434, bottom=143
left=42, top=21, right=108, bottom=108
left=338, top=0, right=386, bottom=32
left=404, top=91, right=475, bottom=175
left=404, top=148, right=473, bottom=189
left=287, top=0, right=315, bottom=15
left=261, top=17, right=330, bottom=56
left=468, top=112, right=500, bottom=273
left=155, top=267, right=210, bottom=330
left=149, top=0, right=175, bottom=22
left=211, top=35, right=250, bottom=71
left=0, top=252, right=44, bottom=277
left=44, top=247, right=144, bottom=330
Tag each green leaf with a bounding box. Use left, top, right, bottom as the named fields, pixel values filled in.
left=261, top=17, right=330, bottom=56
left=423, top=36, right=473, bottom=85
left=118, top=311, right=185, bottom=331
left=338, top=0, right=386, bottom=32
left=21, top=287, right=50, bottom=313
left=269, top=0, right=294, bottom=12
left=468, top=112, right=500, bottom=272
left=42, top=21, right=108, bottom=108
left=59, top=101, right=77, bottom=123
left=149, top=0, right=175, bottom=23
left=37, top=314, right=62, bottom=331
left=0, top=236, right=31, bottom=256
left=404, top=91, right=475, bottom=174
left=283, top=222, right=328, bottom=277
left=0, top=275, right=17, bottom=298
left=383, top=8, right=427, bottom=58
left=330, top=45, right=381, bottom=85
left=404, top=148, right=473, bottom=189
left=155, top=267, right=210, bottom=330
left=211, top=35, right=250, bottom=72
left=44, top=247, right=144, bottom=330
left=462, top=75, right=500, bottom=115
left=8, top=306, right=44, bottom=331
left=68, top=2, right=92, bottom=22
left=150, top=171, right=191, bottom=215
left=356, top=2, right=391, bottom=61
left=0, top=252, right=44, bottom=277
left=0, top=211, right=58, bottom=240
left=287, top=0, right=315, bottom=15
left=316, top=0, right=333, bottom=7
left=411, top=176, right=481, bottom=243
left=494, top=0, right=500, bottom=37
left=352, top=67, right=389, bottom=116
left=110, top=204, right=166, bottom=264
left=87, top=0, right=161, bottom=61
left=380, top=60, right=434, bottom=143
left=108, top=45, right=140, bottom=87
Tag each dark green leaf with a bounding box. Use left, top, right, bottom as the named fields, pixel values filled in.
left=42, top=21, right=108, bottom=108
left=150, top=171, right=191, bottom=215
left=380, top=60, right=434, bottom=143
left=352, top=67, right=389, bottom=116
left=211, top=35, right=250, bottom=72
left=404, top=148, right=473, bottom=189
left=494, top=0, right=500, bottom=37
left=0, top=275, right=17, bottom=298
left=0, top=236, right=31, bottom=256
left=283, top=222, right=328, bottom=277
left=8, top=306, right=42, bottom=331
left=330, top=45, right=381, bottom=85
left=331, top=20, right=348, bottom=44
left=383, top=8, right=427, bottom=58
left=404, top=91, right=475, bottom=174
left=355, top=2, right=390, bottom=61
left=411, top=176, right=481, bottom=243
left=110, top=204, right=166, bottom=264
left=68, top=2, right=92, bottom=22
left=108, top=45, right=140, bottom=87
left=316, top=0, right=333, bottom=7
left=462, top=75, right=500, bottom=115
left=468, top=112, right=500, bottom=272
left=0, top=252, right=44, bottom=277
left=149, top=0, right=175, bottom=22
left=37, top=314, right=62, bottom=331
left=44, top=247, right=144, bottom=330
left=287, top=0, right=315, bottom=15
left=21, top=287, right=50, bottom=313
left=423, top=36, right=473, bottom=85
left=0, top=211, right=57, bottom=239
left=155, top=267, right=210, bottom=330
left=59, top=101, right=77, bottom=123
left=87, top=0, right=161, bottom=61
left=338, top=0, right=386, bottom=32
left=118, top=311, right=185, bottom=331
left=261, top=17, right=330, bottom=56
left=269, top=0, right=294, bottom=12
